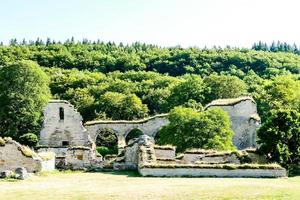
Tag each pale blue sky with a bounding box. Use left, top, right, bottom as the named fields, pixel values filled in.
left=1, top=0, right=299, bottom=47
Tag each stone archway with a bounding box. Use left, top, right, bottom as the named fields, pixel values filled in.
left=95, top=128, right=118, bottom=156
left=125, top=128, right=144, bottom=144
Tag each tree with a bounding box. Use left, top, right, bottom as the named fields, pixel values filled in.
left=0, top=60, right=51, bottom=139
left=157, top=107, right=235, bottom=152
left=203, top=75, right=247, bottom=104
left=167, top=75, right=205, bottom=110
left=256, top=75, right=300, bottom=121
left=97, top=92, right=148, bottom=120
left=258, top=109, right=300, bottom=169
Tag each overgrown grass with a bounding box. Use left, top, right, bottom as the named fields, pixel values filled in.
left=18, top=146, right=37, bottom=157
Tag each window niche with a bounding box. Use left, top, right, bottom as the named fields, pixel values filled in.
left=59, top=107, right=64, bottom=121
left=62, top=141, right=69, bottom=146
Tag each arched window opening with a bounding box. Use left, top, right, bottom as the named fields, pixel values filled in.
left=96, top=129, right=118, bottom=157
left=59, top=107, right=64, bottom=121
left=125, top=129, right=144, bottom=144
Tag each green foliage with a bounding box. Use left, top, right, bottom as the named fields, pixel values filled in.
left=0, top=137, right=5, bottom=146
left=203, top=75, right=247, bottom=104
left=96, top=130, right=118, bottom=148
left=126, top=129, right=144, bottom=143
left=19, top=133, right=39, bottom=147
left=158, top=107, right=235, bottom=152
left=96, top=146, right=118, bottom=157
left=258, top=109, right=300, bottom=169
left=19, top=145, right=37, bottom=157
left=258, top=75, right=300, bottom=113
left=167, top=75, right=205, bottom=110
left=98, top=92, right=148, bottom=120
left=0, top=60, right=51, bottom=138
left=1, top=42, right=300, bottom=77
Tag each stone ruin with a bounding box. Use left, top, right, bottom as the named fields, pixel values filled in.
left=32, top=96, right=286, bottom=177
left=0, top=137, right=55, bottom=178
left=205, top=96, right=261, bottom=149
left=37, top=100, right=102, bottom=170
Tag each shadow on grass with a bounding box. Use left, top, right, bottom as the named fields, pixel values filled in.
left=101, top=170, right=141, bottom=177
left=85, top=167, right=141, bottom=177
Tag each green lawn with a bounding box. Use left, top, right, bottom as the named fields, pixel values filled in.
left=0, top=171, right=299, bottom=200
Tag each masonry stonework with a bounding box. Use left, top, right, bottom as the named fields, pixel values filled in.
left=205, top=97, right=261, bottom=150
left=39, top=100, right=92, bottom=147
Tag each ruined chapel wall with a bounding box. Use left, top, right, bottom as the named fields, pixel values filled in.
left=208, top=100, right=260, bottom=149
left=40, top=101, right=90, bottom=147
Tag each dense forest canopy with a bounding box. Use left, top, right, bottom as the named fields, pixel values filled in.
left=1, top=39, right=300, bottom=78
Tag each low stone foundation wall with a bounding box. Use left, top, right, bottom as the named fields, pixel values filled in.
left=154, top=146, right=176, bottom=160
left=41, top=158, right=55, bottom=171
left=139, top=167, right=287, bottom=178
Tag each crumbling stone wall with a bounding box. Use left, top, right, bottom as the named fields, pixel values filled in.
left=64, top=147, right=102, bottom=170
left=39, top=100, right=91, bottom=147
left=84, top=114, right=169, bottom=149
left=0, top=138, right=47, bottom=173
left=205, top=97, right=261, bottom=149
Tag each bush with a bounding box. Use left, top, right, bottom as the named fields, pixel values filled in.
left=19, top=133, right=39, bottom=147
left=157, top=107, right=235, bottom=152
left=96, top=146, right=118, bottom=156
left=19, top=146, right=37, bottom=157
left=0, top=137, right=5, bottom=146
left=258, top=109, right=300, bottom=169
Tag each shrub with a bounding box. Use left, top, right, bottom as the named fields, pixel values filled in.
left=157, top=107, right=235, bottom=152
left=258, top=109, right=300, bottom=170
left=96, top=146, right=118, bottom=157
left=19, top=133, right=39, bottom=147
left=0, top=137, right=5, bottom=146
left=19, top=146, right=37, bottom=157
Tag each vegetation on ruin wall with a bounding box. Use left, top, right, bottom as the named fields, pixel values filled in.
left=139, top=163, right=284, bottom=170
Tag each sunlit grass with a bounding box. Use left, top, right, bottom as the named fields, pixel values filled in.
left=0, top=171, right=299, bottom=200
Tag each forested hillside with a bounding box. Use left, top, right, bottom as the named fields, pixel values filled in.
left=1, top=41, right=300, bottom=77
left=0, top=41, right=299, bottom=167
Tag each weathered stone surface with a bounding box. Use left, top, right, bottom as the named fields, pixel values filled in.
left=85, top=114, right=169, bottom=149
left=0, top=170, right=13, bottom=178
left=154, top=147, right=176, bottom=160
left=39, top=100, right=91, bottom=147
left=205, top=96, right=261, bottom=149
left=0, top=140, right=42, bottom=173
left=138, top=168, right=287, bottom=178
left=15, top=167, right=28, bottom=180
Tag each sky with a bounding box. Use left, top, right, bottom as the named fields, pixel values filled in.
left=0, top=0, right=300, bottom=48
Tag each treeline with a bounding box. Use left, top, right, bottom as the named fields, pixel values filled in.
left=1, top=40, right=300, bottom=78
left=252, top=41, right=300, bottom=54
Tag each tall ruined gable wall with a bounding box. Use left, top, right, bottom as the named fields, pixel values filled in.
left=39, top=101, right=89, bottom=147
left=208, top=100, right=260, bottom=149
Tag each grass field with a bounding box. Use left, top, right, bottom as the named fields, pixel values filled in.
left=0, top=171, right=299, bottom=200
